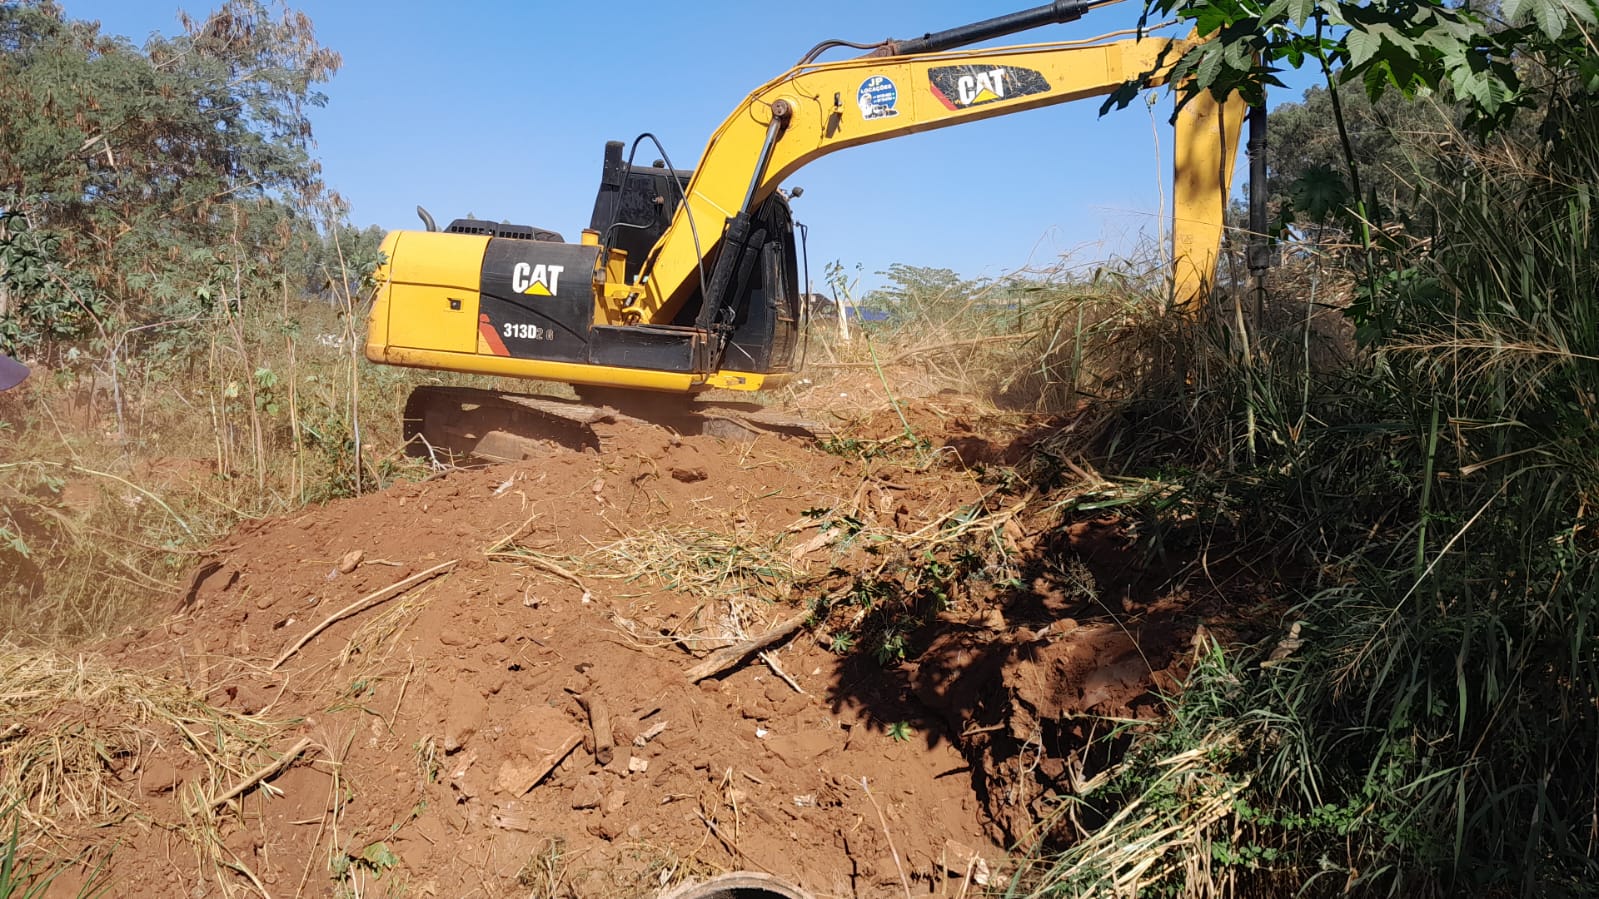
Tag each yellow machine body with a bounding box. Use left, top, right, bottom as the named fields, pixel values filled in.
left=365, top=232, right=776, bottom=393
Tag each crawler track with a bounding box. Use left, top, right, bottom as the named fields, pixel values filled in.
left=403, top=385, right=829, bottom=463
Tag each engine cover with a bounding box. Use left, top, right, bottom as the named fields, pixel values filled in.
left=474, top=239, right=600, bottom=364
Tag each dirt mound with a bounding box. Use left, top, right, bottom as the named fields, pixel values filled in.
left=12, top=400, right=1209, bottom=897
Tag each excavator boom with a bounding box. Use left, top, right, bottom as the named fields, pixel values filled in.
left=635, top=30, right=1243, bottom=323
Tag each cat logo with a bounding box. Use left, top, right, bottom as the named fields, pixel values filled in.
left=511, top=262, right=563, bottom=297
left=960, top=68, right=1008, bottom=105
left=928, top=64, right=1050, bottom=111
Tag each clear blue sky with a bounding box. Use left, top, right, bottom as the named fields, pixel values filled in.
left=66, top=1, right=1313, bottom=293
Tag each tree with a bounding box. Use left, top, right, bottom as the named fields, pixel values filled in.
left=1121, top=0, right=1596, bottom=122
left=1108, top=0, right=1598, bottom=256
left=1268, top=83, right=1452, bottom=234
left=0, top=0, right=340, bottom=351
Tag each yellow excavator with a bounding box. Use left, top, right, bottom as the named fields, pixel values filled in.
left=364, top=1, right=1248, bottom=460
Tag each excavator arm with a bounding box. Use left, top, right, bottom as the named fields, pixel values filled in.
left=625, top=29, right=1245, bottom=325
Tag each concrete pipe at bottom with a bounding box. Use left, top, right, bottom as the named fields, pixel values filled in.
left=656, top=872, right=813, bottom=899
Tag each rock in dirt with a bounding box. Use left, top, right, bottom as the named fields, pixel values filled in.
left=633, top=720, right=668, bottom=747
left=448, top=751, right=481, bottom=800
left=570, top=774, right=603, bottom=810
left=336, top=549, right=364, bottom=574
left=491, top=805, right=532, bottom=832
left=766, top=730, right=834, bottom=765
left=590, top=813, right=626, bottom=841
left=494, top=706, right=584, bottom=796
left=443, top=682, right=488, bottom=753
left=577, top=691, right=614, bottom=765
left=602, top=789, right=626, bottom=815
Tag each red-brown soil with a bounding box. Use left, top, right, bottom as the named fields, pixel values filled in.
left=22, top=393, right=1211, bottom=898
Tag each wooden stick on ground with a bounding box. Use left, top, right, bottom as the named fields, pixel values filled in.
left=209, top=736, right=316, bottom=811
left=760, top=651, right=806, bottom=695
left=271, top=560, right=458, bottom=669
left=486, top=548, right=586, bottom=589
left=576, top=691, right=615, bottom=765
left=861, top=776, right=913, bottom=899
left=684, top=607, right=813, bottom=683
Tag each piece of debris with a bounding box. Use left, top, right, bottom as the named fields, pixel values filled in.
left=336, top=549, right=364, bottom=575
left=633, top=720, right=669, bottom=747
left=209, top=736, right=315, bottom=811
left=627, top=756, right=650, bottom=774
left=449, top=750, right=480, bottom=800
left=760, top=650, right=805, bottom=695
left=941, top=839, right=992, bottom=886
left=1264, top=620, right=1305, bottom=666
left=685, top=607, right=814, bottom=683
left=272, top=560, right=459, bottom=669
left=570, top=774, right=603, bottom=810
left=494, top=707, right=584, bottom=796
left=577, top=692, right=615, bottom=765
left=602, top=790, right=626, bottom=815
left=492, top=805, right=532, bottom=832
left=444, top=681, right=488, bottom=753
left=786, top=526, right=841, bottom=564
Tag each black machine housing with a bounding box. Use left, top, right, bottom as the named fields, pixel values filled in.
left=585, top=140, right=802, bottom=377
left=447, top=141, right=803, bottom=381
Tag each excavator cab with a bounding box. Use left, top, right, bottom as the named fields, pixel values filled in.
left=585, top=141, right=803, bottom=377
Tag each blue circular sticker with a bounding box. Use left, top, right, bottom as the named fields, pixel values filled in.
left=857, top=75, right=899, bottom=120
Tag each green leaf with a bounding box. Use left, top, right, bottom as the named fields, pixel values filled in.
left=1290, top=164, right=1352, bottom=223
left=1533, top=0, right=1568, bottom=38
left=1193, top=5, right=1230, bottom=35
left=360, top=842, right=399, bottom=870
left=1368, top=22, right=1414, bottom=55
left=1098, top=80, right=1143, bottom=115
left=1196, top=44, right=1223, bottom=88
left=1223, top=37, right=1254, bottom=72
left=1560, top=0, right=1598, bottom=25
left=1346, top=27, right=1380, bottom=68
left=1286, top=0, right=1314, bottom=27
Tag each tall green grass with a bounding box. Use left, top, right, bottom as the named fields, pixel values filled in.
left=1012, top=100, right=1599, bottom=897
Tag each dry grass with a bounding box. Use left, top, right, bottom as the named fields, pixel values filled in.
left=1012, top=734, right=1248, bottom=899
left=584, top=527, right=802, bottom=602
left=0, top=301, right=450, bottom=644
left=0, top=642, right=298, bottom=882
